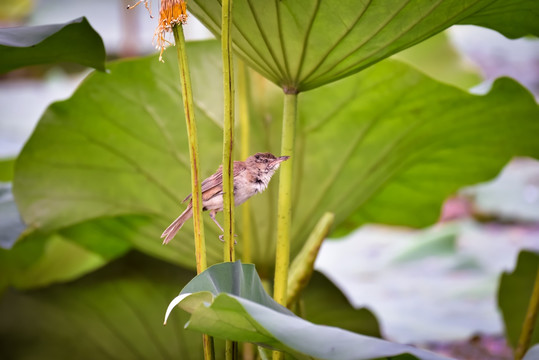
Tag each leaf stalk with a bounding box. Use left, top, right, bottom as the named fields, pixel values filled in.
left=221, top=0, right=235, bottom=263
left=172, top=23, right=214, bottom=360
left=221, top=0, right=238, bottom=357
left=273, top=91, right=298, bottom=360
left=287, top=212, right=334, bottom=307
left=238, top=60, right=252, bottom=264
left=515, top=267, right=539, bottom=360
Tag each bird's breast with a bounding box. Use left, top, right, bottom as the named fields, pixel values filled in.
left=253, top=178, right=268, bottom=193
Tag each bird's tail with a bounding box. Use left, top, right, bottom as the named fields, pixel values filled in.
left=161, top=206, right=193, bottom=244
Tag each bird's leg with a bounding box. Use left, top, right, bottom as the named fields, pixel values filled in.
left=210, top=210, right=237, bottom=243
left=209, top=210, right=226, bottom=242
left=209, top=210, right=224, bottom=232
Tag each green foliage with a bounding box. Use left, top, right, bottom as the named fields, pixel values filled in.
left=167, top=261, right=446, bottom=359
left=0, top=252, right=383, bottom=359
left=0, top=232, right=107, bottom=290
left=392, top=31, right=482, bottom=89
left=0, top=214, right=140, bottom=290
left=12, top=41, right=539, bottom=276
left=3, top=1, right=539, bottom=358
left=188, top=0, right=539, bottom=91
left=0, top=252, right=224, bottom=359
left=13, top=42, right=226, bottom=273
left=498, top=250, right=539, bottom=348
left=303, top=73, right=539, bottom=239
left=0, top=158, right=15, bottom=182
left=457, top=0, right=539, bottom=38
left=0, top=17, right=106, bottom=74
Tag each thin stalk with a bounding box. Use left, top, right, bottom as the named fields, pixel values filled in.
left=273, top=91, right=298, bottom=360
left=221, top=0, right=237, bottom=358
left=238, top=57, right=256, bottom=360
left=172, top=24, right=206, bottom=272
left=515, top=267, right=539, bottom=360
left=221, top=0, right=235, bottom=263
left=238, top=60, right=252, bottom=264
left=172, top=24, right=214, bottom=360
left=287, top=212, right=334, bottom=308
left=242, top=343, right=255, bottom=360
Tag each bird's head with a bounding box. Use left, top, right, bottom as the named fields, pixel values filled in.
left=246, top=152, right=289, bottom=174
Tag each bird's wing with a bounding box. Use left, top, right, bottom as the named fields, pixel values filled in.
left=181, top=162, right=247, bottom=203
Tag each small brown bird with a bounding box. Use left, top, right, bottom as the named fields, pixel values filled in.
left=161, top=152, right=289, bottom=244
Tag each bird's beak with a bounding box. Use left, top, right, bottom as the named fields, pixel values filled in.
left=270, top=156, right=290, bottom=169
left=278, top=155, right=290, bottom=162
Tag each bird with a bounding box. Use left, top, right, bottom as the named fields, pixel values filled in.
left=161, top=152, right=289, bottom=244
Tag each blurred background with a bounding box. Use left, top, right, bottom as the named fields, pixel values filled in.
left=1, top=0, right=539, bottom=358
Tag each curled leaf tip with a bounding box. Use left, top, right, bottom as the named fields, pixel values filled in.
left=154, top=0, right=188, bottom=62
left=164, top=293, right=191, bottom=325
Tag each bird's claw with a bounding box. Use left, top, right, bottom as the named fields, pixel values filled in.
left=218, top=234, right=238, bottom=244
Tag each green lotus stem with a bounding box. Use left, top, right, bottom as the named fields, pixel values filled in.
left=221, top=0, right=237, bottom=357
left=238, top=60, right=252, bottom=264
left=221, top=0, right=235, bottom=263
left=172, top=23, right=207, bottom=280
left=172, top=24, right=214, bottom=360
left=237, top=62, right=256, bottom=358
left=515, top=267, right=539, bottom=360
left=242, top=343, right=255, bottom=360
left=273, top=91, right=298, bottom=360
left=273, top=92, right=297, bottom=304
left=287, top=212, right=334, bottom=308
left=203, top=336, right=215, bottom=360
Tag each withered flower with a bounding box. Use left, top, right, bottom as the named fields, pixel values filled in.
left=128, top=0, right=188, bottom=62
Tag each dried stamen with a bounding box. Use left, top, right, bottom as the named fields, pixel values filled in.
left=153, top=0, right=188, bottom=62
left=126, top=0, right=153, bottom=18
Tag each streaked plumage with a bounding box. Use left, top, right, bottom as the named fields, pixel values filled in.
left=161, top=152, right=289, bottom=244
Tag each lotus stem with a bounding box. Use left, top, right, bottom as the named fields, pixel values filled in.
left=238, top=60, right=252, bottom=264
left=221, top=0, right=235, bottom=263
left=238, top=61, right=256, bottom=360
left=287, top=212, right=334, bottom=308
left=273, top=91, right=298, bottom=360
left=221, top=0, right=238, bottom=357
left=515, top=267, right=539, bottom=360
left=172, top=23, right=214, bottom=360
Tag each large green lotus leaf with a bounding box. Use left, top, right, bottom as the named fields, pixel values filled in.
left=498, top=250, right=539, bottom=349
left=0, top=233, right=105, bottom=291
left=0, top=251, right=224, bottom=359
left=13, top=41, right=227, bottom=269
left=13, top=40, right=539, bottom=273
left=56, top=215, right=141, bottom=260
left=391, top=31, right=481, bottom=90
left=166, top=261, right=450, bottom=360
left=291, top=71, right=539, bottom=245
left=0, top=215, right=140, bottom=290
left=0, top=158, right=15, bottom=182
left=457, top=0, right=539, bottom=39
left=188, top=0, right=537, bottom=91
left=0, top=17, right=106, bottom=74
